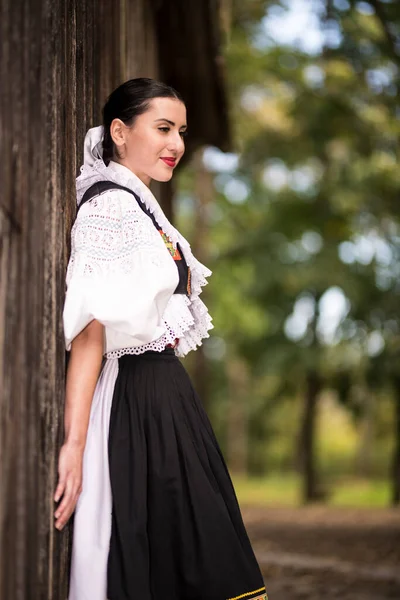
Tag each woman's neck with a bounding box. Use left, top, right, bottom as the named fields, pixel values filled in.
left=109, top=159, right=151, bottom=188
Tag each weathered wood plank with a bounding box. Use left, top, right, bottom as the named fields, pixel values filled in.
left=0, top=1, right=229, bottom=597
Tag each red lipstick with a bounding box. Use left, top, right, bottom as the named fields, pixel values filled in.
left=161, top=157, right=176, bottom=168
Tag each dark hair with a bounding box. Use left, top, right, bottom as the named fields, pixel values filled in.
left=102, top=78, right=185, bottom=164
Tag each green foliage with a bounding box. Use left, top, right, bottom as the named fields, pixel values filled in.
left=177, top=0, right=400, bottom=501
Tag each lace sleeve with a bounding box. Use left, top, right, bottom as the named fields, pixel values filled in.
left=63, top=190, right=179, bottom=351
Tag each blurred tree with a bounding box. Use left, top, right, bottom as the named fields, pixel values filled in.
left=221, top=0, right=400, bottom=502
left=178, top=0, right=400, bottom=503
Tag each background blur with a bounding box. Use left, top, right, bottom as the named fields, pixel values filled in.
left=183, top=0, right=400, bottom=512
left=1, top=0, right=399, bottom=598
left=178, top=1, right=400, bottom=597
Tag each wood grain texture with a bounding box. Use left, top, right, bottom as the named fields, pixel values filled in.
left=0, top=1, right=229, bottom=597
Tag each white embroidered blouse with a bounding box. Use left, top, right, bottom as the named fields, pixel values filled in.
left=63, top=160, right=213, bottom=358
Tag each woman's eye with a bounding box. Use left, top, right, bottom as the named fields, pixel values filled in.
left=158, top=127, right=187, bottom=139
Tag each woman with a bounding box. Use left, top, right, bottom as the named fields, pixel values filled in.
left=55, top=78, right=267, bottom=600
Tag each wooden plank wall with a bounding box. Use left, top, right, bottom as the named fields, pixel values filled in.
left=0, top=1, right=158, bottom=597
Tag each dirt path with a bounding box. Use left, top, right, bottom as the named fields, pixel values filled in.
left=242, top=506, right=400, bottom=600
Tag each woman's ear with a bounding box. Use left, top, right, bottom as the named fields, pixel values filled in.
left=110, top=118, right=126, bottom=150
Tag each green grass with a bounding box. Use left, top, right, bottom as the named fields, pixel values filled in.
left=330, top=478, right=390, bottom=507
left=232, top=473, right=391, bottom=508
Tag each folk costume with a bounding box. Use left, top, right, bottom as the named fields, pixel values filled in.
left=63, top=126, right=267, bottom=600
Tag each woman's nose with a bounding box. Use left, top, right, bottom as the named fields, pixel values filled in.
left=167, top=132, right=185, bottom=154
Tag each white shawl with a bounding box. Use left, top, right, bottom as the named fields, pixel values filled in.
left=63, top=126, right=213, bottom=358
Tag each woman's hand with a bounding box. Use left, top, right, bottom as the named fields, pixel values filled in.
left=54, top=441, right=84, bottom=530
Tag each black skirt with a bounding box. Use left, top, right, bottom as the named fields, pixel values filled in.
left=107, top=348, right=267, bottom=600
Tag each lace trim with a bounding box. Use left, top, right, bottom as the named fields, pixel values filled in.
left=105, top=295, right=214, bottom=359
left=105, top=325, right=178, bottom=359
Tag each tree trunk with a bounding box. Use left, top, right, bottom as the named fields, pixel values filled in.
left=299, top=370, right=322, bottom=503
left=154, top=178, right=174, bottom=224
left=226, top=357, right=249, bottom=475
left=391, top=376, right=400, bottom=505
left=189, top=148, right=214, bottom=411
left=355, top=387, right=375, bottom=477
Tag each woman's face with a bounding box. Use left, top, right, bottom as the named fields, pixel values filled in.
left=111, top=97, right=187, bottom=186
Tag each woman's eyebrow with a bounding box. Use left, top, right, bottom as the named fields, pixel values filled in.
left=154, top=118, right=187, bottom=129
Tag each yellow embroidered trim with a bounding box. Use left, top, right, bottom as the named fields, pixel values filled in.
left=187, top=266, right=192, bottom=295
left=227, top=587, right=266, bottom=600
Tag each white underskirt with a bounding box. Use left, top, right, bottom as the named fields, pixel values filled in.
left=68, top=358, right=118, bottom=600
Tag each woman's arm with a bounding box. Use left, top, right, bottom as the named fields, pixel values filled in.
left=54, top=318, right=104, bottom=530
